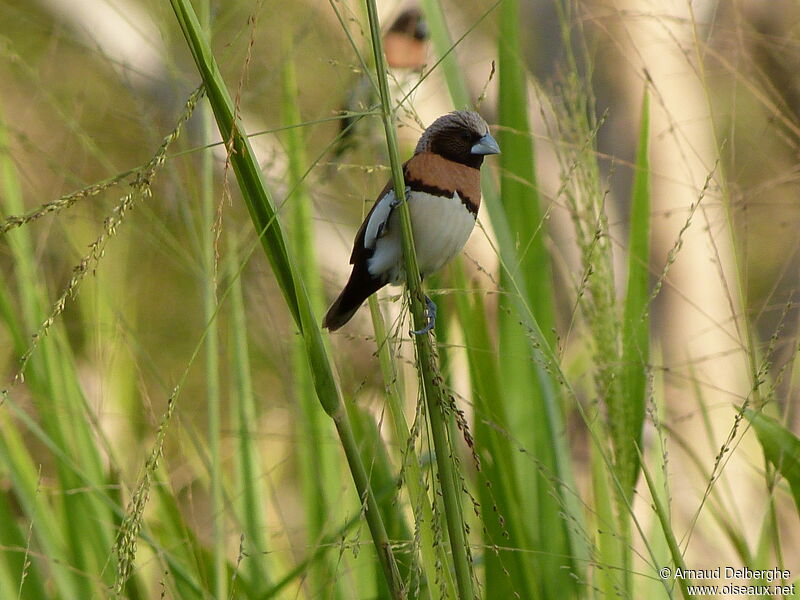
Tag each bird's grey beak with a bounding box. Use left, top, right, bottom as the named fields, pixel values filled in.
left=471, top=133, right=501, bottom=155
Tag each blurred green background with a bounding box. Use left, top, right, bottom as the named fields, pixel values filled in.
left=2, top=0, right=800, bottom=598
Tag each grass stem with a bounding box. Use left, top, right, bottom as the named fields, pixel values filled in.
left=363, top=1, right=475, bottom=597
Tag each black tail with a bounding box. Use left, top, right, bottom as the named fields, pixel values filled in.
left=323, top=265, right=384, bottom=331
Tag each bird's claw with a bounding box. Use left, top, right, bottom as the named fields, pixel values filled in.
left=390, top=186, right=411, bottom=208
left=411, top=295, right=437, bottom=335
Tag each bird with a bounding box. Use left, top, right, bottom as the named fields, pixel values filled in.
left=333, top=8, right=430, bottom=158
left=382, top=7, right=429, bottom=70
left=323, top=110, right=500, bottom=332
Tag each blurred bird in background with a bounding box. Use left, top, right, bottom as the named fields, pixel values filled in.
left=382, top=7, right=429, bottom=69
left=332, top=7, right=430, bottom=158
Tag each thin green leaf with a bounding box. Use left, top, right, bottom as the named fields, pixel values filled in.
left=228, top=235, right=272, bottom=593
left=744, top=408, right=800, bottom=515
left=363, top=0, right=475, bottom=596
left=169, top=2, right=405, bottom=596
left=621, top=87, right=651, bottom=496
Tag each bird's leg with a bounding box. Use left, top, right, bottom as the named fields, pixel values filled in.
left=376, top=187, right=410, bottom=239
left=411, top=294, right=437, bottom=335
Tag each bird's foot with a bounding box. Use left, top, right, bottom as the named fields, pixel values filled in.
left=411, top=295, right=437, bottom=335
left=389, top=186, right=411, bottom=208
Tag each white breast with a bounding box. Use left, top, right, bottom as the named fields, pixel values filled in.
left=366, top=190, right=477, bottom=284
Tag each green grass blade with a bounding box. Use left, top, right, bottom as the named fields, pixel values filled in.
left=1, top=105, right=119, bottom=597
left=495, top=0, right=582, bottom=595
left=346, top=402, right=415, bottom=596
left=227, top=235, right=272, bottom=593
left=589, top=423, right=625, bottom=598
left=0, top=488, right=49, bottom=599
left=196, top=5, right=225, bottom=596
left=150, top=470, right=217, bottom=599
left=621, top=87, right=651, bottom=497
left=0, top=412, right=81, bottom=598
left=363, top=1, right=476, bottom=597
left=497, top=0, right=555, bottom=336
left=640, top=374, right=673, bottom=600
left=282, top=46, right=348, bottom=600
left=419, top=2, right=590, bottom=593
left=743, top=408, right=800, bottom=515
left=418, top=0, right=471, bottom=108
left=368, top=297, right=453, bottom=600
left=170, top=3, right=298, bottom=325
left=639, top=449, right=692, bottom=599
left=169, top=2, right=405, bottom=596
left=452, top=275, right=537, bottom=598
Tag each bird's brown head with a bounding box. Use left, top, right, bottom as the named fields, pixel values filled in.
left=388, top=8, right=428, bottom=41
left=414, top=111, right=500, bottom=169
left=384, top=8, right=429, bottom=70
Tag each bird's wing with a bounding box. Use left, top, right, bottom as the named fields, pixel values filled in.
left=348, top=161, right=409, bottom=265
